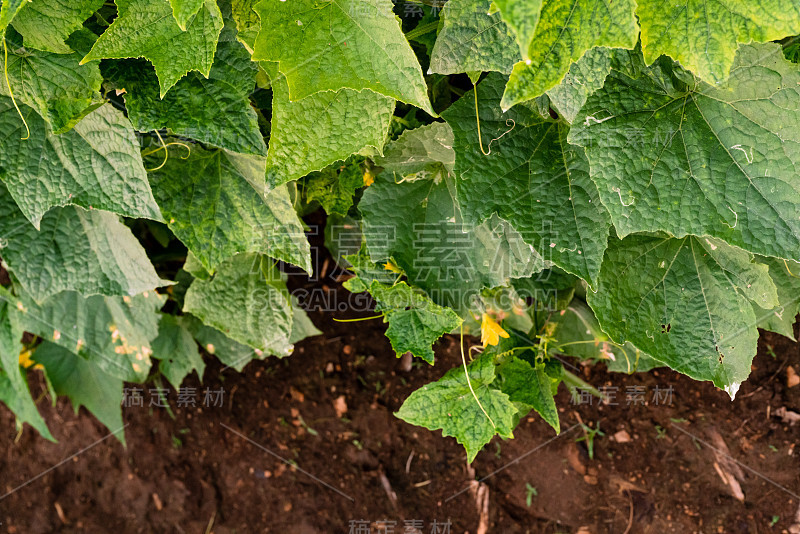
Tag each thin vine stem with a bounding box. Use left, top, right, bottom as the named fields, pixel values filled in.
left=460, top=323, right=496, bottom=429
left=2, top=33, right=30, bottom=140
left=332, top=314, right=385, bottom=323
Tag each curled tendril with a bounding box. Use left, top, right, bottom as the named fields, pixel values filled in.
left=3, top=33, right=30, bottom=140
left=143, top=130, right=192, bottom=171
left=474, top=80, right=515, bottom=156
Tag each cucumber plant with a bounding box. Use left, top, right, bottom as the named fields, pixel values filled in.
left=0, top=0, right=799, bottom=460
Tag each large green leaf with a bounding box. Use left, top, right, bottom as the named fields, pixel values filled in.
left=179, top=314, right=257, bottom=371
left=430, top=0, right=520, bottom=75
left=360, top=122, right=546, bottom=311
left=103, top=14, right=266, bottom=156
left=147, top=145, right=311, bottom=274
left=396, top=352, right=517, bottom=462
left=151, top=314, right=205, bottom=388
left=570, top=44, right=800, bottom=262
left=264, top=65, right=394, bottom=188
left=304, top=158, right=365, bottom=217
left=368, top=281, right=462, bottom=364
left=545, top=47, right=612, bottom=124
left=184, top=253, right=295, bottom=354
left=169, top=0, right=204, bottom=30
left=501, top=0, right=638, bottom=110
left=492, top=0, right=541, bottom=61
left=230, top=0, right=260, bottom=50
left=11, top=0, right=102, bottom=53
left=0, top=0, right=25, bottom=33
left=0, top=99, right=161, bottom=227
left=0, top=35, right=102, bottom=133
left=252, top=0, right=434, bottom=114
left=752, top=257, right=800, bottom=340
left=0, top=190, right=166, bottom=302
left=0, top=288, right=52, bottom=439
left=637, top=0, right=800, bottom=84
left=33, top=341, right=125, bottom=443
left=18, top=288, right=165, bottom=382
left=444, top=73, right=611, bottom=286
left=496, top=356, right=559, bottom=432
left=588, top=234, right=778, bottom=394
left=375, top=120, right=456, bottom=179
left=511, top=266, right=577, bottom=312
left=82, top=0, right=223, bottom=96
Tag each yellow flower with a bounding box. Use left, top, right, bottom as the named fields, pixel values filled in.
left=19, top=348, right=43, bottom=370
left=384, top=260, right=402, bottom=274
left=363, top=168, right=375, bottom=187
left=481, top=313, right=509, bottom=347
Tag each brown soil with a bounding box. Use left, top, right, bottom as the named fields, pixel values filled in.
left=1, top=222, right=799, bottom=534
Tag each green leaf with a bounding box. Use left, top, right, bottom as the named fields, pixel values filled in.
left=0, top=190, right=166, bottom=302
left=230, top=0, right=260, bottom=49
left=430, top=0, right=520, bottom=75
left=361, top=121, right=546, bottom=311
left=179, top=313, right=257, bottom=371
left=751, top=257, right=800, bottom=340
left=569, top=44, right=800, bottom=262
left=0, top=288, right=52, bottom=439
left=18, top=288, right=165, bottom=382
left=103, top=15, right=266, bottom=156
left=551, top=299, right=660, bottom=374
left=252, top=0, right=434, bottom=114
left=0, top=29, right=103, bottom=132
left=492, top=0, right=541, bottom=61
left=0, top=0, right=26, bottom=33
left=169, top=0, right=204, bottom=30
left=33, top=341, right=125, bottom=443
left=147, top=145, right=311, bottom=274
left=496, top=356, right=559, bottom=432
left=545, top=47, right=611, bottom=124
left=185, top=295, right=319, bottom=369
left=183, top=251, right=211, bottom=280
left=587, top=234, right=779, bottom=393
left=368, top=281, right=462, bottom=364
left=501, top=0, right=638, bottom=110
left=151, top=314, right=205, bottom=388
left=376, top=120, right=455, bottom=179
left=395, top=352, right=517, bottom=462
left=184, top=253, right=295, bottom=354
left=342, top=243, right=398, bottom=292
left=82, top=0, right=223, bottom=96
left=264, top=64, right=394, bottom=188
left=11, top=0, right=103, bottom=53
left=637, top=0, right=800, bottom=84
left=0, top=98, right=161, bottom=227
left=444, top=73, right=611, bottom=286
left=511, top=267, right=577, bottom=313
left=305, top=158, right=365, bottom=217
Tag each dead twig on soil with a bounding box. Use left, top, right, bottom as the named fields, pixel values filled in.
left=378, top=467, right=398, bottom=509
left=708, top=427, right=746, bottom=502
left=622, top=491, right=634, bottom=534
